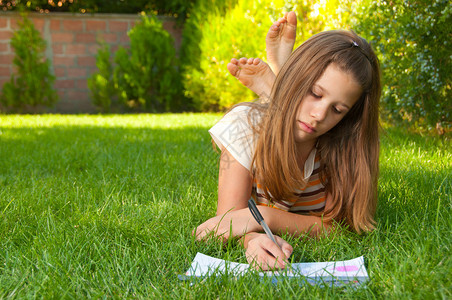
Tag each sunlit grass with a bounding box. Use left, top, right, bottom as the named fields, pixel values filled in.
left=0, top=114, right=450, bottom=298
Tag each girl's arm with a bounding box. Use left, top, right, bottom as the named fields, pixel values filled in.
left=216, top=148, right=253, bottom=215
left=256, top=199, right=333, bottom=237
left=195, top=148, right=332, bottom=239
left=195, top=148, right=261, bottom=240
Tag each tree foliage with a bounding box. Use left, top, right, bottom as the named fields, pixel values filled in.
left=88, top=13, right=184, bottom=112
left=351, top=0, right=451, bottom=130
left=180, top=0, right=353, bottom=111
left=0, top=0, right=196, bottom=20
left=0, top=13, right=57, bottom=111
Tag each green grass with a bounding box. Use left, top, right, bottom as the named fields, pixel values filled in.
left=0, top=114, right=450, bottom=298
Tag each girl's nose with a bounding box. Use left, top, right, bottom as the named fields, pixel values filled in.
left=311, top=104, right=328, bottom=122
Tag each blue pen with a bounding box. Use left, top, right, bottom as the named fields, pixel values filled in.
left=248, top=198, right=282, bottom=251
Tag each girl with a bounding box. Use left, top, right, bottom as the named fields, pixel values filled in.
left=195, top=27, right=381, bottom=271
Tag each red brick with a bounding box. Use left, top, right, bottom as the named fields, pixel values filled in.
left=77, top=56, right=96, bottom=67
left=0, top=66, right=11, bottom=77
left=76, top=78, right=88, bottom=89
left=62, top=20, right=84, bottom=31
left=66, top=44, right=86, bottom=55
left=54, top=67, right=66, bottom=77
left=86, top=20, right=106, bottom=31
left=0, top=54, right=14, bottom=64
left=52, top=44, right=64, bottom=55
left=50, top=19, right=61, bottom=31
left=99, top=33, right=117, bottom=43
left=119, top=33, right=130, bottom=44
left=0, top=43, right=9, bottom=53
left=87, top=44, right=102, bottom=55
left=52, top=33, right=74, bottom=43
left=57, top=90, right=66, bottom=98
left=76, top=33, right=96, bottom=43
left=10, top=19, right=19, bottom=30
left=0, top=31, right=13, bottom=40
left=55, top=79, right=75, bottom=89
left=67, top=67, right=87, bottom=78
left=0, top=18, right=7, bottom=29
left=109, top=21, right=129, bottom=32
left=57, top=92, right=96, bottom=113
left=53, top=56, right=75, bottom=66
left=66, top=90, right=89, bottom=101
left=31, top=18, right=45, bottom=32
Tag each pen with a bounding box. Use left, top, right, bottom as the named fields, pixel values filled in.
left=248, top=198, right=282, bottom=251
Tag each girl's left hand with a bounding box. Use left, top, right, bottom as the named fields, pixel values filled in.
left=194, top=208, right=260, bottom=241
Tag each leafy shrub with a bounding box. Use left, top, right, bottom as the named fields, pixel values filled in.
left=88, top=13, right=183, bottom=112
left=180, top=0, right=352, bottom=111
left=0, top=13, right=57, bottom=111
left=87, top=42, right=116, bottom=112
left=351, top=0, right=451, bottom=131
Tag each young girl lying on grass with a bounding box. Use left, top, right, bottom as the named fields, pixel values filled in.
left=195, top=12, right=381, bottom=271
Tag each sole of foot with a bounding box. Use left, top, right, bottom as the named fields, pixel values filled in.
left=227, top=57, right=275, bottom=100
left=265, top=11, right=297, bottom=75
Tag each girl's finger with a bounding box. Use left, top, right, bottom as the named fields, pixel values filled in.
left=251, top=247, right=282, bottom=271
left=275, top=236, right=293, bottom=258
left=261, top=241, right=287, bottom=269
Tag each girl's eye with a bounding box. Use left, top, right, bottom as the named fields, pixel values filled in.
left=310, top=91, right=321, bottom=99
left=332, top=106, right=343, bottom=114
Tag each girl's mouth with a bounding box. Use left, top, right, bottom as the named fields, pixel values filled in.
left=299, top=121, right=316, bottom=133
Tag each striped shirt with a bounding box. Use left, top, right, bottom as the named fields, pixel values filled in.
left=209, top=105, right=326, bottom=214
left=252, top=152, right=326, bottom=214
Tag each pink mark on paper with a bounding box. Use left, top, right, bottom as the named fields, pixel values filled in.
left=335, top=265, right=359, bottom=272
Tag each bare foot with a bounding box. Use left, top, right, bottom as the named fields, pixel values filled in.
left=266, top=11, right=297, bottom=75
left=227, top=57, right=275, bottom=100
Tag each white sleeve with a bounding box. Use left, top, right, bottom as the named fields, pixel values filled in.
left=208, top=106, right=256, bottom=171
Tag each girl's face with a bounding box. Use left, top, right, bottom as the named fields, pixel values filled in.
left=294, top=63, right=362, bottom=146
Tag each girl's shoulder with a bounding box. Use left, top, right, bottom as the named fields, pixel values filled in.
left=208, top=103, right=260, bottom=171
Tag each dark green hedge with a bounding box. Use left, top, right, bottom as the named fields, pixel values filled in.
left=0, top=0, right=196, bottom=19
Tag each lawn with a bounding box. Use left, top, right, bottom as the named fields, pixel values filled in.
left=0, top=114, right=450, bottom=298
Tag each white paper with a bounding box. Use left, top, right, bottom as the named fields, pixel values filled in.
left=181, top=252, right=369, bottom=287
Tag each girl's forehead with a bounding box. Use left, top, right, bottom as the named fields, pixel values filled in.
left=313, top=64, right=362, bottom=106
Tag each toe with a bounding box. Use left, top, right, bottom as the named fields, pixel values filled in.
left=247, top=58, right=254, bottom=64
left=287, top=11, right=297, bottom=26
left=227, top=63, right=239, bottom=77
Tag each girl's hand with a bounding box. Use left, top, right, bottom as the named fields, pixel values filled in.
left=194, top=208, right=260, bottom=241
left=243, top=232, right=293, bottom=270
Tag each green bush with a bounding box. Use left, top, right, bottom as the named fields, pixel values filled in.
left=0, top=13, right=57, bottom=112
left=180, top=0, right=352, bottom=111
left=351, top=0, right=451, bottom=131
left=87, top=42, right=116, bottom=112
left=88, top=13, right=184, bottom=112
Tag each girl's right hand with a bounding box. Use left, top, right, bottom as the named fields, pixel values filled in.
left=243, top=232, right=293, bottom=271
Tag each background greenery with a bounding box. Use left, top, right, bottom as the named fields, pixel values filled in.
left=0, top=0, right=196, bottom=20
left=1, top=0, right=450, bottom=131
left=352, top=0, right=451, bottom=131
left=0, top=114, right=450, bottom=298
left=89, top=13, right=184, bottom=113
left=0, top=13, right=57, bottom=112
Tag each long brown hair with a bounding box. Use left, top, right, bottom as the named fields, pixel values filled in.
left=250, top=30, right=381, bottom=233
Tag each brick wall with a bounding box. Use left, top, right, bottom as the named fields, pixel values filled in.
left=0, top=12, right=182, bottom=113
